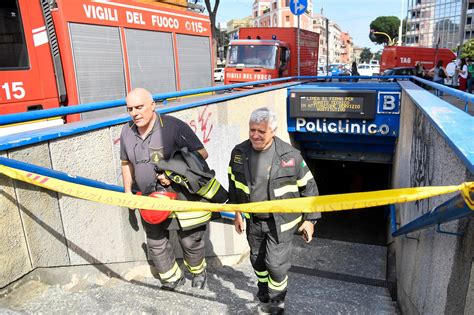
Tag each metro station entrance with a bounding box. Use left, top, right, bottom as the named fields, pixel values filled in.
left=309, top=159, right=391, bottom=245
left=287, top=82, right=401, bottom=246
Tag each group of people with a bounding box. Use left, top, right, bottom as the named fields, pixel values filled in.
left=120, top=88, right=319, bottom=314
left=416, top=57, right=474, bottom=95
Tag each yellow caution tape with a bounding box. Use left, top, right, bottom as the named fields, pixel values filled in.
left=0, top=164, right=473, bottom=213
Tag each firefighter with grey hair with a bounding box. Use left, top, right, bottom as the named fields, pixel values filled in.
left=228, top=107, right=320, bottom=314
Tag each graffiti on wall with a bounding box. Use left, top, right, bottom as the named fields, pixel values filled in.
left=411, top=110, right=434, bottom=212
left=188, top=105, right=214, bottom=144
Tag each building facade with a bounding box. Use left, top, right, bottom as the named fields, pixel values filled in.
left=340, top=32, right=354, bottom=64
left=405, top=0, right=473, bottom=50
left=226, top=16, right=253, bottom=40
left=252, top=0, right=314, bottom=29
left=250, top=1, right=354, bottom=66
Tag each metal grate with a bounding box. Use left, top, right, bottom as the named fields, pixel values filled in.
left=124, top=28, right=177, bottom=94
left=176, top=34, right=212, bottom=91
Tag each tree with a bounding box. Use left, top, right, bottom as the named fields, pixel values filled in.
left=461, top=39, right=474, bottom=59
left=204, top=0, right=220, bottom=39
left=373, top=49, right=382, bottom=61
left=360, top=48, right=373, bottom=63
left=204, top=0, right=220, bottom=64
left=369, top=16, right=400, bottom=45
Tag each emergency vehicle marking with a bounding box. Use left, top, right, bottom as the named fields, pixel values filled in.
left=32, top=26, right=48, bottom=47
left=92, top=0, right=209, bottom=22
left=296, top=118, right=390, bottom=135
left=82, top=2, right=207, bottom=33
left=226, top=73, right=272, bottom=81
left=400, top=57, right=411, bottom=64
left=1, top=82, right=26, bottom=100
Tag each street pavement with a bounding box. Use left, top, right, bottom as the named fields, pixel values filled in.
left=0, top=237, right=398, bottom=314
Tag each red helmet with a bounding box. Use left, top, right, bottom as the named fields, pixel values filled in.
left=137, top=191, right=177, bottom=224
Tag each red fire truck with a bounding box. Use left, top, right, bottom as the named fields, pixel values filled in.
left=380, top=46, right=456, bottom=73
left=0, top=0, right=213, bottom=122
left=224, top=27, right=319, bottom=85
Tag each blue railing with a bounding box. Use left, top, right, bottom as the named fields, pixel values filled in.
left=390, top=192, right=473, bottom=237
left=0, top=77, right=297, bottom=126
left=411, top=76, right=474, bottom=113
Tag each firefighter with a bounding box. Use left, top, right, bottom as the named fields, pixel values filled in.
left=120, top=88, right=210, bottom=290
left=228, top=107, right=320, bottom=314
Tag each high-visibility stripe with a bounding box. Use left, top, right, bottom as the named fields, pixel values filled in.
left=255, top=269, right=269, bottom=283
left=202, top=179, right=221, bottom=200
left=159, top=262, right=182, bottom=282
left=228, top=166, right=250, bottom=194
left=297, top=170, right=314, bottom=187
left=177, top=212, right=212, bottom=228
left=274, top=184, right=299, bottom=197
left=197, top=178, right=215, bottom=197
left=268, top=275, right=288, bottom=291
left=184, top=258, right=206, bottom=274
left=280, top=215, right=302, bottom=232
left=175, top=211, right=210, bottom=219
left=243, top=213, right=250, bottom=219
left=255, top=270, right=269, bottom=277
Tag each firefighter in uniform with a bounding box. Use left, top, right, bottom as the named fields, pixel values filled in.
left=229, top=107, right=320, bottom=314
left=120, top=88, right=214, bottom=290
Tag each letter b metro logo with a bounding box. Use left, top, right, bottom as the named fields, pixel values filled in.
left=378, top=92, right=400, bottom=114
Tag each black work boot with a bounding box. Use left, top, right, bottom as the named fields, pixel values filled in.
left=161, top=276, right=185, bottom=291
left=268, top=300, right=285, bottom=315
left=256, top=282, right=270, bottom=303
left=191, top=270, right=207, bottom=289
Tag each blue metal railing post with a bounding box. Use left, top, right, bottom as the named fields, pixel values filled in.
left=392, top=194, right=473, bottom=237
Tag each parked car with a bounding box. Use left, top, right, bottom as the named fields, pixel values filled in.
left=214, top=68, right=225, bottom=82
left=357, top=64, right=373, bottom=76
left=318, top=66, right=329, bottom=77
left=371, top=64, right=380, bottom=75
left=328, top=63, right=348, bottom=76
left=380, top=67, right=416, bottom=81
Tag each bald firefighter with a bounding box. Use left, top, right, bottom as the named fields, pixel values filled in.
left=121, top=88, right=212, bottom=290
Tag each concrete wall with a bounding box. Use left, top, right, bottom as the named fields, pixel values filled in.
left=0, top=88, right=289, bottom=288
left=391, top=84, right=474, bottom=314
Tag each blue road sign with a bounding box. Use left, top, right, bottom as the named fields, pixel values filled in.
left=290, top=0, right=307, bottom=16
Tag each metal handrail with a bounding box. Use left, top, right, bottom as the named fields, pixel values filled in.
left=0, top=77, right=296, bottom=126
left=391, top=192, right=473, bottom=237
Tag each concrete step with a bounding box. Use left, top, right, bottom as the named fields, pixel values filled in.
left=0, top=238, right=398, bottom=314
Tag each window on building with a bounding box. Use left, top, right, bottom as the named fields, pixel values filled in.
left=254, top=11, right=258, bottom=17
left=0, top=0, right=29, bottom=69
left=286, top=15, right=290, bottom=22
left=416, top=0, right=421, bottom=4
left=272, top=2, right=276, bottom=10
left=469, top=3, right=474, bottom=10
left=467, top=17, right=472, bottom=25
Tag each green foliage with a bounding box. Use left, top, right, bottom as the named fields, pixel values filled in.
left=360, top=48, right=373, bottom=63
left=373, top=49, right=382, bottom=61
left=461, top=39, right=474, bottom=59
left=369, top=16, right=401, bottom=45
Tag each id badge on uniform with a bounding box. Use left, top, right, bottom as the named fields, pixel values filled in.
left=149, top=146, right=164, bottom=164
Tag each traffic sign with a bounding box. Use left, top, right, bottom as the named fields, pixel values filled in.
left=290, top=0, right=307, bottom=16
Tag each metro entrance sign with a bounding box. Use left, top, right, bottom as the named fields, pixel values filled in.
left=290, top=0, right=307, bottom=16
